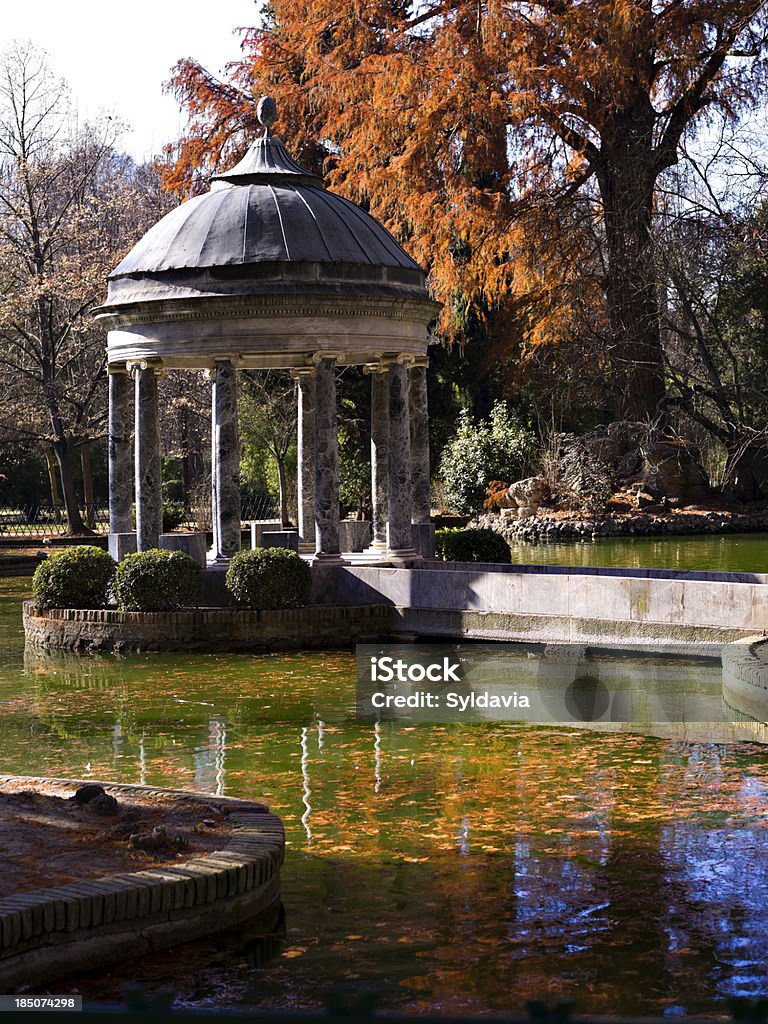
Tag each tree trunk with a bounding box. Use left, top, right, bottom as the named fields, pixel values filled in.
left=80, top=441, right=96, bottom=528
left=52, top=437, right=88, bottom=535
left=723, top=442, right=768, bottom=503
left=277, top=456, right=290, bottom=528
left=44, top=447, right=63, bottom=524
left=597, top=118, right=666, bottom=421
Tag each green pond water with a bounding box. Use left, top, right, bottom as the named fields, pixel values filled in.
left=508, top=531, right=768, bottom=573
left=2, top=575, right=768, bottom=1014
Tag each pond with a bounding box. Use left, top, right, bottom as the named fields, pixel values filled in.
left=2, top=577, right=768, bottom=1015
left=508, top=531, right=768, bottom=574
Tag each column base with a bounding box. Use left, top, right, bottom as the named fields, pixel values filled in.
left=311, top=551, right=345, bottom=566
left=108, top=532, right=137, bottom=562
left=207, top=550, right=233, bottom=567
left=385, top=548, right=423, bottom=567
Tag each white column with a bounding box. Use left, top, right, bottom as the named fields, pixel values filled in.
left=210, top=359, right=241, bottom=562
left=366, top=363, right=389, bottom=551
left=108, top=365, right=133, bottom=535
left=294, top=367, right=317, bottom=551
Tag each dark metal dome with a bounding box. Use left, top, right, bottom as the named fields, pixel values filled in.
left=111, top=137, right=420, bottom=277
left=94, top=101, right=438, bottom=370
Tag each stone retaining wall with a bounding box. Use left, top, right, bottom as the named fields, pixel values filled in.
left=722, top=637, right=768, bottom=721
left=0, top=777, right=284, bottom=992
left=23, top=602, right=391, bottom=652
left=313, top=564, right=768, bottom=652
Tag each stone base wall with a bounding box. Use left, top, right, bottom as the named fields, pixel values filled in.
left=0, top=778, right=284, bottom=993
left=312, top=563, right=768, bottom=652
left=23, top=602, right=391, bottom=652
left=722, top=637, right=768, bottom=721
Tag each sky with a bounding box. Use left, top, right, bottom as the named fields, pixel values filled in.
left=1, top=0, right=258, bottom=161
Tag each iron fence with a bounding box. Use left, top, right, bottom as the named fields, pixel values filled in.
left=0, top=494, right=279, bottom=539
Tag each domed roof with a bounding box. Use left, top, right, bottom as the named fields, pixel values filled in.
left=110, top=135, right=420, bottom=278
left=95, top=99, right=438, bottom=371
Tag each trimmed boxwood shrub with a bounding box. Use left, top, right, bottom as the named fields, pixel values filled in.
left=435, top=527, right=512, bottom=564
left=114, top=549, right=202, bottom=611
left=32, top=546, right=116, bottom=610
left=226, top=548, right=312, bottom=610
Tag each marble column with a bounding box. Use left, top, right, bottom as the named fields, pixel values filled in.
left=386, top=358, right=416, bottom=555
left=211, top=359, right=241, bottom=561
left=409, top=359, right=431, bottom=524
left=369, top=365, right=389, bottom=550
left=295, top=369, right=316, bottom=550
left=108, top=366, right=133, bottom=535
left=314, top=355, right=341, bottom=560
left=134, top=361, right=162, bottom=552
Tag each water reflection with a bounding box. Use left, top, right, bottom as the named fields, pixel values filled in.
left=3, top=580, right=768, bottom=1014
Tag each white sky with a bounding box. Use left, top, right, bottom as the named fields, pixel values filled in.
left=1, top=0, right=258, bottom=161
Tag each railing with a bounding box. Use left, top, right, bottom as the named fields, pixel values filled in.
left=0, top=494, right=279, bottom=538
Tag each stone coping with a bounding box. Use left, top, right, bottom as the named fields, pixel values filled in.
left=22, top=601, right=391, bottom=652
left=420, top=559, right=768, bottom=585
left=722, top=636, right=768, bottom=723
left=0, top=777, right=284, bottom=992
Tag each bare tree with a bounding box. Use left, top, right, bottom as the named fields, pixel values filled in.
left=0, top=41, right=170, bottom=531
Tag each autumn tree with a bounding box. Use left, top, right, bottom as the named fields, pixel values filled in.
left=0, top=42, right=170, bottom=532
left=166, top=0, right=768, bottom=421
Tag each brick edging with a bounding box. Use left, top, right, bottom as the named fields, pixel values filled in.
left=22, top=601, right=391, bottom=652
left=0, top=777, right=285, bottom=991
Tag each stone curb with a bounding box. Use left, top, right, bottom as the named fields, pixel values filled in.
left=722, top=636, right=768, bottom=723
left=22, top=601, right=391, bottom=652
left=0, top=777, right=285, bottom=991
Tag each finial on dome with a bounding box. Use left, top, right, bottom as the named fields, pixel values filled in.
left=257, top=96, right=278, bottom=137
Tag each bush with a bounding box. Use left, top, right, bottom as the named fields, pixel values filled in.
left=162, top=500, right=187, bottom=533
left=435, top=527, right=512, bottom=564
left=114, top=549, right=201, bottom=611
left=226, top=548, right=312, bottom=610
left=32, top=545, right=115, bottom=610
left=439, top=403, right=534, bottom=514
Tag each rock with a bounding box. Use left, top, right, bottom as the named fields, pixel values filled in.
left=506, top=477, right=551, bottom=512
left=640, top=437, right=710, bottom=504
left=89, top=793, right=119, bottom=816
left=72, top=784, right=110, bottom=806
left=129, top=825, right=190, bottom=854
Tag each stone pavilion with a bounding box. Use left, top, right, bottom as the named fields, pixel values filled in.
left=94, top=98, right=439, bottom=567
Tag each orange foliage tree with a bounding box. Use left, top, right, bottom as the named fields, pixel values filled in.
left=165, top=1, right=768, bottom=421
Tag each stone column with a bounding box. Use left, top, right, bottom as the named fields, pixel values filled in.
left=108, top=366, right=133, bottom=535
left=409, top=358, right=431, bottom=524
left=386, top=356, right=416, bottom=557
left=134, top=360, right=162, bottom=552
left=294, top=368, right=316, bottom=551
left=313, top=353, right=341, bottom=561
left=211, top=359, right=241, bottom=562
left=367, top=364, right=389, bottom=550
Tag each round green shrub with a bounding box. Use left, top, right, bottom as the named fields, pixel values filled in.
left=226, top=548, right=312, bottom=610
left=162, top=500, right=187, bottom=533
left=114, top=549, right=202, bottom=611
left=435, top=527, right=512, bottom=564
left=32, top=545, right=116, bottom=610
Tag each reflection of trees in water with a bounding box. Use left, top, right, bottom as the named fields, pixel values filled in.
left=24, top=646, right=125, bottom=691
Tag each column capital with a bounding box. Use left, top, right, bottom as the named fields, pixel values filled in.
left=127, top=357, right=165, bottom=378
left=290, top=365, right=317, bottom=379
left=311, top=350, right=344, bottom=365
left=379, top=352, right=417, bottom=368
left=362, top=361, right=390, bottom=375
left=108, top=362, right=131, bottom=376
left=411, top=356, right=430, bottom=368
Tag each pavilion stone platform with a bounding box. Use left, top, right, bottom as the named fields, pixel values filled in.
left=94, top=97, right=440, bottom=579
